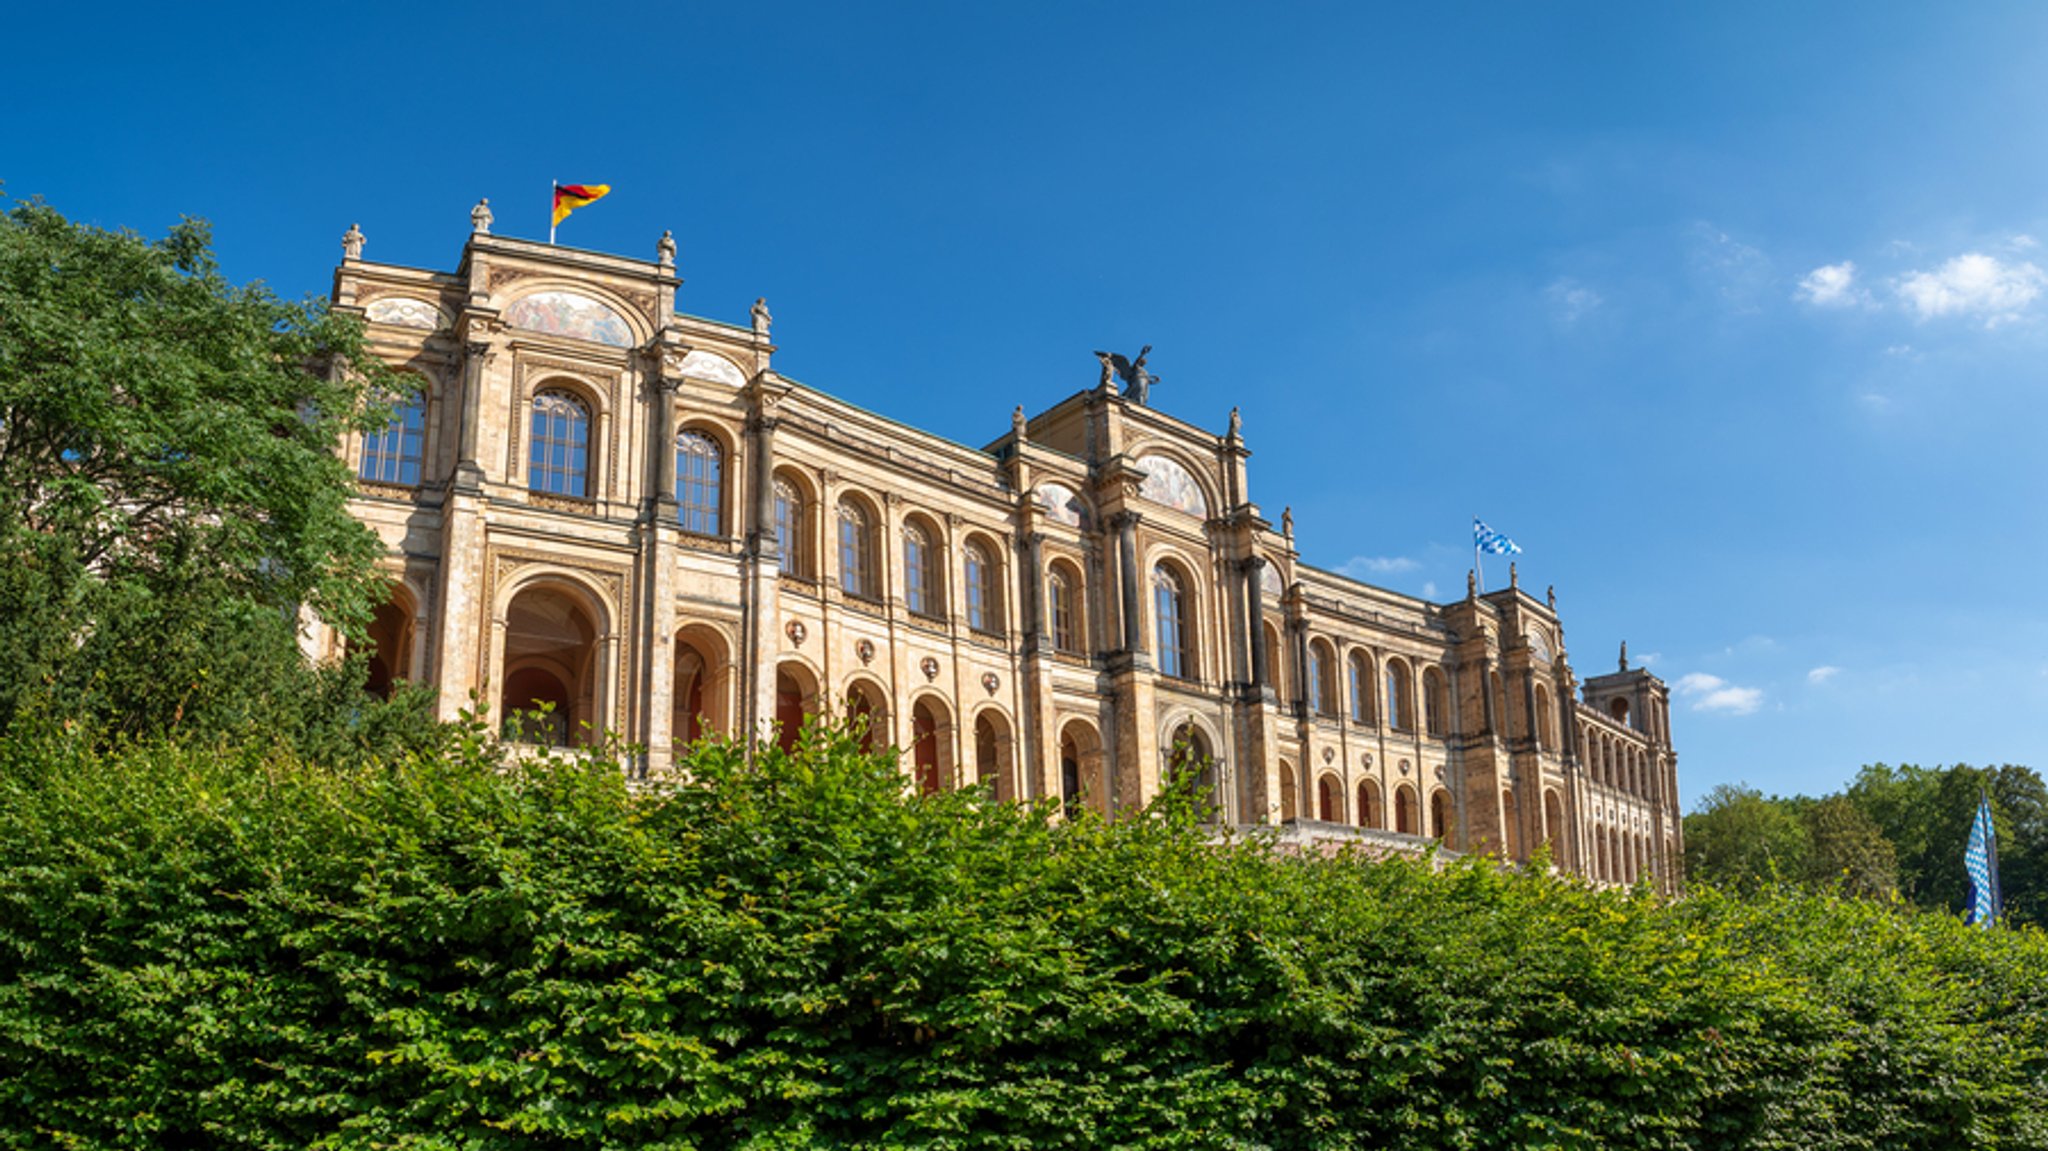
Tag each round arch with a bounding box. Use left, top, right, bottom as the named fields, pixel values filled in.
left=1057, top=716, right=1104, bottom=817
left=842, top=674, right=892, bottom=753
left=969, top=705, right=1016, bottom=802
left=908, top=692, right=955, bottom=795
left=673, top=621, right=735, bottom=746
left=497, top=573, right=614, bottom=747
left=1357, top=778, right=1382, bottom=830
left=773, top=658, right=823, bottom=753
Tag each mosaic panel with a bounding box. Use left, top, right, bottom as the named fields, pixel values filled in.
left=677, top=349, right=747, bottom=387
left=504, top=290, right=633, bottom=347
left=1036, top=482, right=1087, bottom=528
left=365, top=296, right=444, bottom=330
left=1137, top=454, right=1206, bottom=516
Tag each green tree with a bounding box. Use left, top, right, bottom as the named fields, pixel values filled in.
left=1683, top=782, right=1810, bottom=892
left=0, top=196, right=410, bottom=743
left=1801, top=793, right=1897, bottom=898
left=1845, top=762, right=2047, bottom=926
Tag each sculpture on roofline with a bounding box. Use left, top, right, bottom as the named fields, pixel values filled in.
left=657, top=230, right=676, bottom=265
left=471, top=198, right=493, bottom=235
left=1092, top=345, right=1159, bottom=405
left=752, top=297, right=772, bottom=337
left=341, top=223, right=365, bottom=260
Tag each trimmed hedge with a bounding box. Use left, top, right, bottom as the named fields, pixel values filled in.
left=2, top=722, right=2045, bottom=1149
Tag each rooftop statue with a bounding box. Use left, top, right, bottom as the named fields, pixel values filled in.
left=341, top=223, right=364, bottom=260
left=1093, top=345, right=1159, bottom=405
left=471, top=198, right=493, bottom=235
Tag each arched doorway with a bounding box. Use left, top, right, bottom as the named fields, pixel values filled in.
left=845, top=679, right=889, bottom=753
left=1167, top=722, right=1217, bottom=822
left=1430, top=789, right=1453, bottom=845
left=361, top=585, right=416, bottom=700
left=1316, top=774, right=1339, bottom=822
left=910, top=697, right=950, bottom=796
left=672, top=624, right=730, bottom=747
left=1358, top=779, right=1382, bottom=829
left=1058, top=719, right=1102, bottom=817
left=500, top=582, right=602, bottom=747
left=1394, top=784, right=1417, bottom=834
left=973, top=710, right=1013, bottom=802
left=773, top=662, right=819, bottom=754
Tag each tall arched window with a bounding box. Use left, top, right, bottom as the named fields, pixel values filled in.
left=1534, top=683, right=1555, bottom=750
left=773, top=476, right=804, bottom=576
left=1310, top=641, right=1338, bottom=717
left=965, top=541, right=998, bottom=633
left=1349, top=652, right=1374, bottom=725
left=1424, top=667, right=1449, bottom=737
left=903, top=521, right=941, bottom=617
left=1386, top=659, right=1415, bottom=733
left=1049, top=567, right=1078, bottom=653
left=838, top=499, right=875, bottom=599
left=674, top=429, right=722, bottom=535
left=1153, top=565, right=1191, bottom=679
left=360, top=395, right=424, bottom=485
left=528, top=390, right=590, bottom=496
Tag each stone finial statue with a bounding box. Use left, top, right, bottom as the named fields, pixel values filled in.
left=1509, top=561, right=1519, bottom=589
left=1228, top=406, right=1242, bottom=439
left=1281, top=506, right=1294, bottom=538
left=1467, top=570, right=1478, bottom=600
left=471, top=198, right=493, bottom=235
left=1546, top=584, right=1556, bottom=611
left=751, top=297, right=772, bottom=337
left=341, top=223, right=365, bottom=260
left=657, top=229, right=676, bottom=265
left=1619, top=640, right=1629, bottom=671
left=1012, top=405, right=1026, bottom=440
left=1093, top=351, right=1117, bottom=392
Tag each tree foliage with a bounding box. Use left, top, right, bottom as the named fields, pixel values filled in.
left=1688, top=763, right=2044, bottom=926
left=4, top=720, right=2046, bottom=1149
left=0, top=196, right=412, bottom=745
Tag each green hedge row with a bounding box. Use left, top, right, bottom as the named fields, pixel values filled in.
left=3, top=722, right=2045, bottom=1149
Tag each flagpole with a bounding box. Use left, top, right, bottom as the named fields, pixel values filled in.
left=1474, top=515, right=1484, bottom=593
left=1987, top=789, right=2003, bottom=927
left=549, top=180, right=557, bottom=245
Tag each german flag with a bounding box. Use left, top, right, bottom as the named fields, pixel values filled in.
left=551, top=183, right=611, bottom=227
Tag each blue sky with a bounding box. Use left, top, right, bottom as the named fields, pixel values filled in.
left=11, top=2, right=2047, bottom=806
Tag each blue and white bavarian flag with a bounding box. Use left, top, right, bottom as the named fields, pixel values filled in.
left=1965, top=794, right=2001, bottom=928
left=1474, top=518, right=1522, bottom=556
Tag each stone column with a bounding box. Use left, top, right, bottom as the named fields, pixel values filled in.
left=653, top=386, right=679, bottom=505
left=1113, top=511, right=1145, bottom=659
left=1023, top=531, right=1047, bottom=645
left=454, top=339, right=493, bottom=489
left=745, top=403, right=783, bottom=752
left=1244, top=555, right=1270, bottom=691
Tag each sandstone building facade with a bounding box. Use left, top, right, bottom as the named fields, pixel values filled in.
left=326, top=220, right=1682, bottom=890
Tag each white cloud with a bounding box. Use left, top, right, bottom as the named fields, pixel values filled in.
left=1882, top=344, right=1915, bottom=356
left=1796, top=261, right=1864, bottom=307
left=1421, top=580, right=1438, bottom=599
left=1894, top=252, right=2046, bottom=324
left=1339, top=555, right=1419, bottom=578
left=1807, top=665, right=1841, bottom=685
left=1858, top=392, right=1894, bottom=413
left=1673, top=672, right=1764, bottom=715
left=2011, top=234, right=2039, bottom=251
left=1544, top=277, right=1603, bottom=325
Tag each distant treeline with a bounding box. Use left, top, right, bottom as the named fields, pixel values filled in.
left=3, top=722, right=2046, bottom=1149
left=1683, top=762, right=2045, bottom=924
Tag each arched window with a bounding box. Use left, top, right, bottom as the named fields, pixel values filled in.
left=1386, top=659, right=1415, bottom=733
left=773, top=476, right=805, bottom=576
left=1357, top=779, right=1381, bottom=829
left=674, top=429, right=722, bottom=535
left=1395, top=784, right=1418, bottom=835
left=1308, top=641, right=1337, bottom=717
left=1349, top=652, right=1375, bottom=725
left=1317, top=775, right=1339, bottom=822
left=1424, top=667, right=1449, bottom=737
left=360, top=394, right=424, bottom=485
left=838, top=499, right=875, bottom=600
left=528, top=390, right=590, bottom=496
left=1534, top=683, right=1555, bottom=750
left=965, top=541, right=999, bottom=633
left=1049, top=567, right=1079, bottom=653
left=1153, top=565, right=1191, bottom=679
left=903, top=521, right=940, bottom=617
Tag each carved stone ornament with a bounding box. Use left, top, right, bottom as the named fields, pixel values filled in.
left=1399, top=759, right=1412, bottom=776
left=1321, top=747, right=1335, bottom=764
left=981, top=671, right=1000, bottom=696
left=920, top=656, right=941, bottom=682
left=1434, top=765, right=1445, bottom=780
left=856, top=638, right=876, bottom=665
left=785, top=619, right=807, bottom=647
